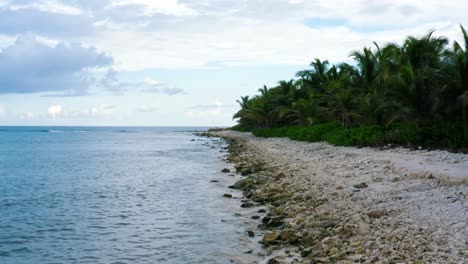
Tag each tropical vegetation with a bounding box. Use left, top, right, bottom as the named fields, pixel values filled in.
left=233, top=27, right=468, bottom=149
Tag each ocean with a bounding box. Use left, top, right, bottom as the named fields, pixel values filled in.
left=0, top=127, right=257, bottom=264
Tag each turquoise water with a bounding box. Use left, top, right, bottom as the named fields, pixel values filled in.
left=0, top=127, right=249, bottom=263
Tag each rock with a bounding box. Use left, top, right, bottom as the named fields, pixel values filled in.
left=372, top=177, right=384, bottom=182
left=251, top=215, right=260, bottom=220
left=246, top=230, right=255, bottom=237
left=357, top=223, right=371, bottom=236
left=309, top=221, right=338, bottom=229
left=367, top=210, right=386, bottom=219
left=405, top=184, right=430, bottom=192
left=262, top=216, right=284, bottom=227
left=221, top=168, right=231, bottom=173
left=462, top=191, right=468, bottom=199
left=262, top=231, right=279, bottom=245
left=229, top=178, right=254, bottom=190
left=210, top=180, right=219, bottom=183
left=266, top=258, right=280, bottom=264
left=190, top=139, right=195, bottom=141
left=258, top=209, right=267, bottom=213
left=243, top=250, right=253, bottom=254
left=301, top=248, right=312, bottom=257
left=280, top=229, right=294, bottom=241
left=390, top=177, right=400, bottom=182
left=241, top=202, right=254, bottom=208
left=353, top=182, right=368, bottom=189
left=223, top=194, right=233, bottom=198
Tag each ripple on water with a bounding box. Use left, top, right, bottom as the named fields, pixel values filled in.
left=0, top=128, right=262, bottom=263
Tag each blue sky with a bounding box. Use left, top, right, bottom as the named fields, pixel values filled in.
left=0, top=0, right=467, bottom=126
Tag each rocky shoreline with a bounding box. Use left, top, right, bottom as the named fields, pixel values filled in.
left=209, top=130, right=467, bottom=264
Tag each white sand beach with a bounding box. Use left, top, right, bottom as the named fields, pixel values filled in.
left=214, top=130, right=468, bottom=263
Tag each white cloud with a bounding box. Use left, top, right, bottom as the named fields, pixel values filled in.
left=109, top=0, right=197, bottom=16
left=0, top=104, right=5, bottom=116
left=99, top=70, right=186, bottom=95
left=89, top=104, right=115, bottom=116
left=45, top=104, right=116, bottom=119
left=0, top=34, right=113, bottom=95
left=187, top=98, right=233, bottom=117
left=19, top=111, right=34, bottom=120
left=136, top=106, right=157, bottom=113
left=47, top=104, right=63, bottom=118
left=7, top=0, right=83, bottom=15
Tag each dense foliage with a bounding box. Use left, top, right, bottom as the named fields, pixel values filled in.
left=233, top=27, right=468, bottom=149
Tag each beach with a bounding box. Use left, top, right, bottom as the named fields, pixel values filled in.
left=211, top=130, right=468, bottom=263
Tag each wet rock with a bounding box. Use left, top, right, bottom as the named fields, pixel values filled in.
left=353, top=182, right=368, bottom=189
left=221, top=168, right=231, bottom=173
left=280, top=229, right=294, bottom=242
left=258, top=209, right=267, bottom=213
left=241, top=202, right=254, bottom=208
left=240, top=168, right=252, bottom=176
left=262, top=231, right=279, bottom=245
left=223, top=194, right=233, bottom=198
left=262, top=216, right=284, bottom=227
left=251, top=215, right=261, bottom=220
left=210, top=180, right=219, bottom=183
left=266, top=258, right=280, bottom=264
left=229, top=178, right=255, bottom=190
left=246, top=230, right=255, bottom=237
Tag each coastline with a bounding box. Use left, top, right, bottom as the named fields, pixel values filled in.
left=210, top=130, right=467, bottom=263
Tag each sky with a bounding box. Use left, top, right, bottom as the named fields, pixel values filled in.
left=0, top=0, right=467, bottom=126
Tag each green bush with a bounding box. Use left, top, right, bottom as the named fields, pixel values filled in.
left=239, top=122, right=467, bottom=150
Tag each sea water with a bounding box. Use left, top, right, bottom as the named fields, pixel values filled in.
left=0, top=127, right=257, bottom=264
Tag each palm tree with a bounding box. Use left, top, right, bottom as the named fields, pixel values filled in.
left=391, top=32, right=449, bottom=127
left=452, top=25, right=468, bottom=125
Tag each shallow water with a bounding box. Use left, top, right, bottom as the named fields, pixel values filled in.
left=0, top=127, right=259, bottom=264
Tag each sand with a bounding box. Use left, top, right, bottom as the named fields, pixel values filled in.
left=212, top=130, right=467, bottom=263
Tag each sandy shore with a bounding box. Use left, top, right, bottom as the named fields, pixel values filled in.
left=211, top=130, right=467, bottom=264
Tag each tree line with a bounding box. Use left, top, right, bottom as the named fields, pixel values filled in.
left=233, top=26, right=468, bottom=149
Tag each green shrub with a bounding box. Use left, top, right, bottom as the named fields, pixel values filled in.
left=239, top=122, right=467, bottom=150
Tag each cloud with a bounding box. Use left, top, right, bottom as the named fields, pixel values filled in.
left=136, top=106, right=157, bottom=112
left=187, top=99, right=233, bottom=117
left=0, top=3, right=93, bottom=37
left=46, top=104, right=116, bottom=119
left=0, top=104, right=5, bottom=116
left=87, top=0, right=468, bottom=70
left=0, top=34, right=113, bottom=96
left=89, top=104, right=115, bottom=116
left=99, top=70, right=186, bottom=95
left=109, top=0, right=198, bottom=16
left=47, top=104, right=63, bottom=118
left=189, top=99, right=233, bottom=110
left=19, top=112, right=35, bottom=120
left=2, top=0, right=467, bottom=71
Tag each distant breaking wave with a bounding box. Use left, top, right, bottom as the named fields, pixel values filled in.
left=40, top=130, right=91, bottom=133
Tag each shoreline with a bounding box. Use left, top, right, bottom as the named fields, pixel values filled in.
left=210, top=130, right=467, bottom=263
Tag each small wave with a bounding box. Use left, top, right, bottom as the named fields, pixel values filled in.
left=39, top=129, right=64, bottom=133
left=117, top=130, right=139, bottom=133
left=40, top=130, right=91, bottom=133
